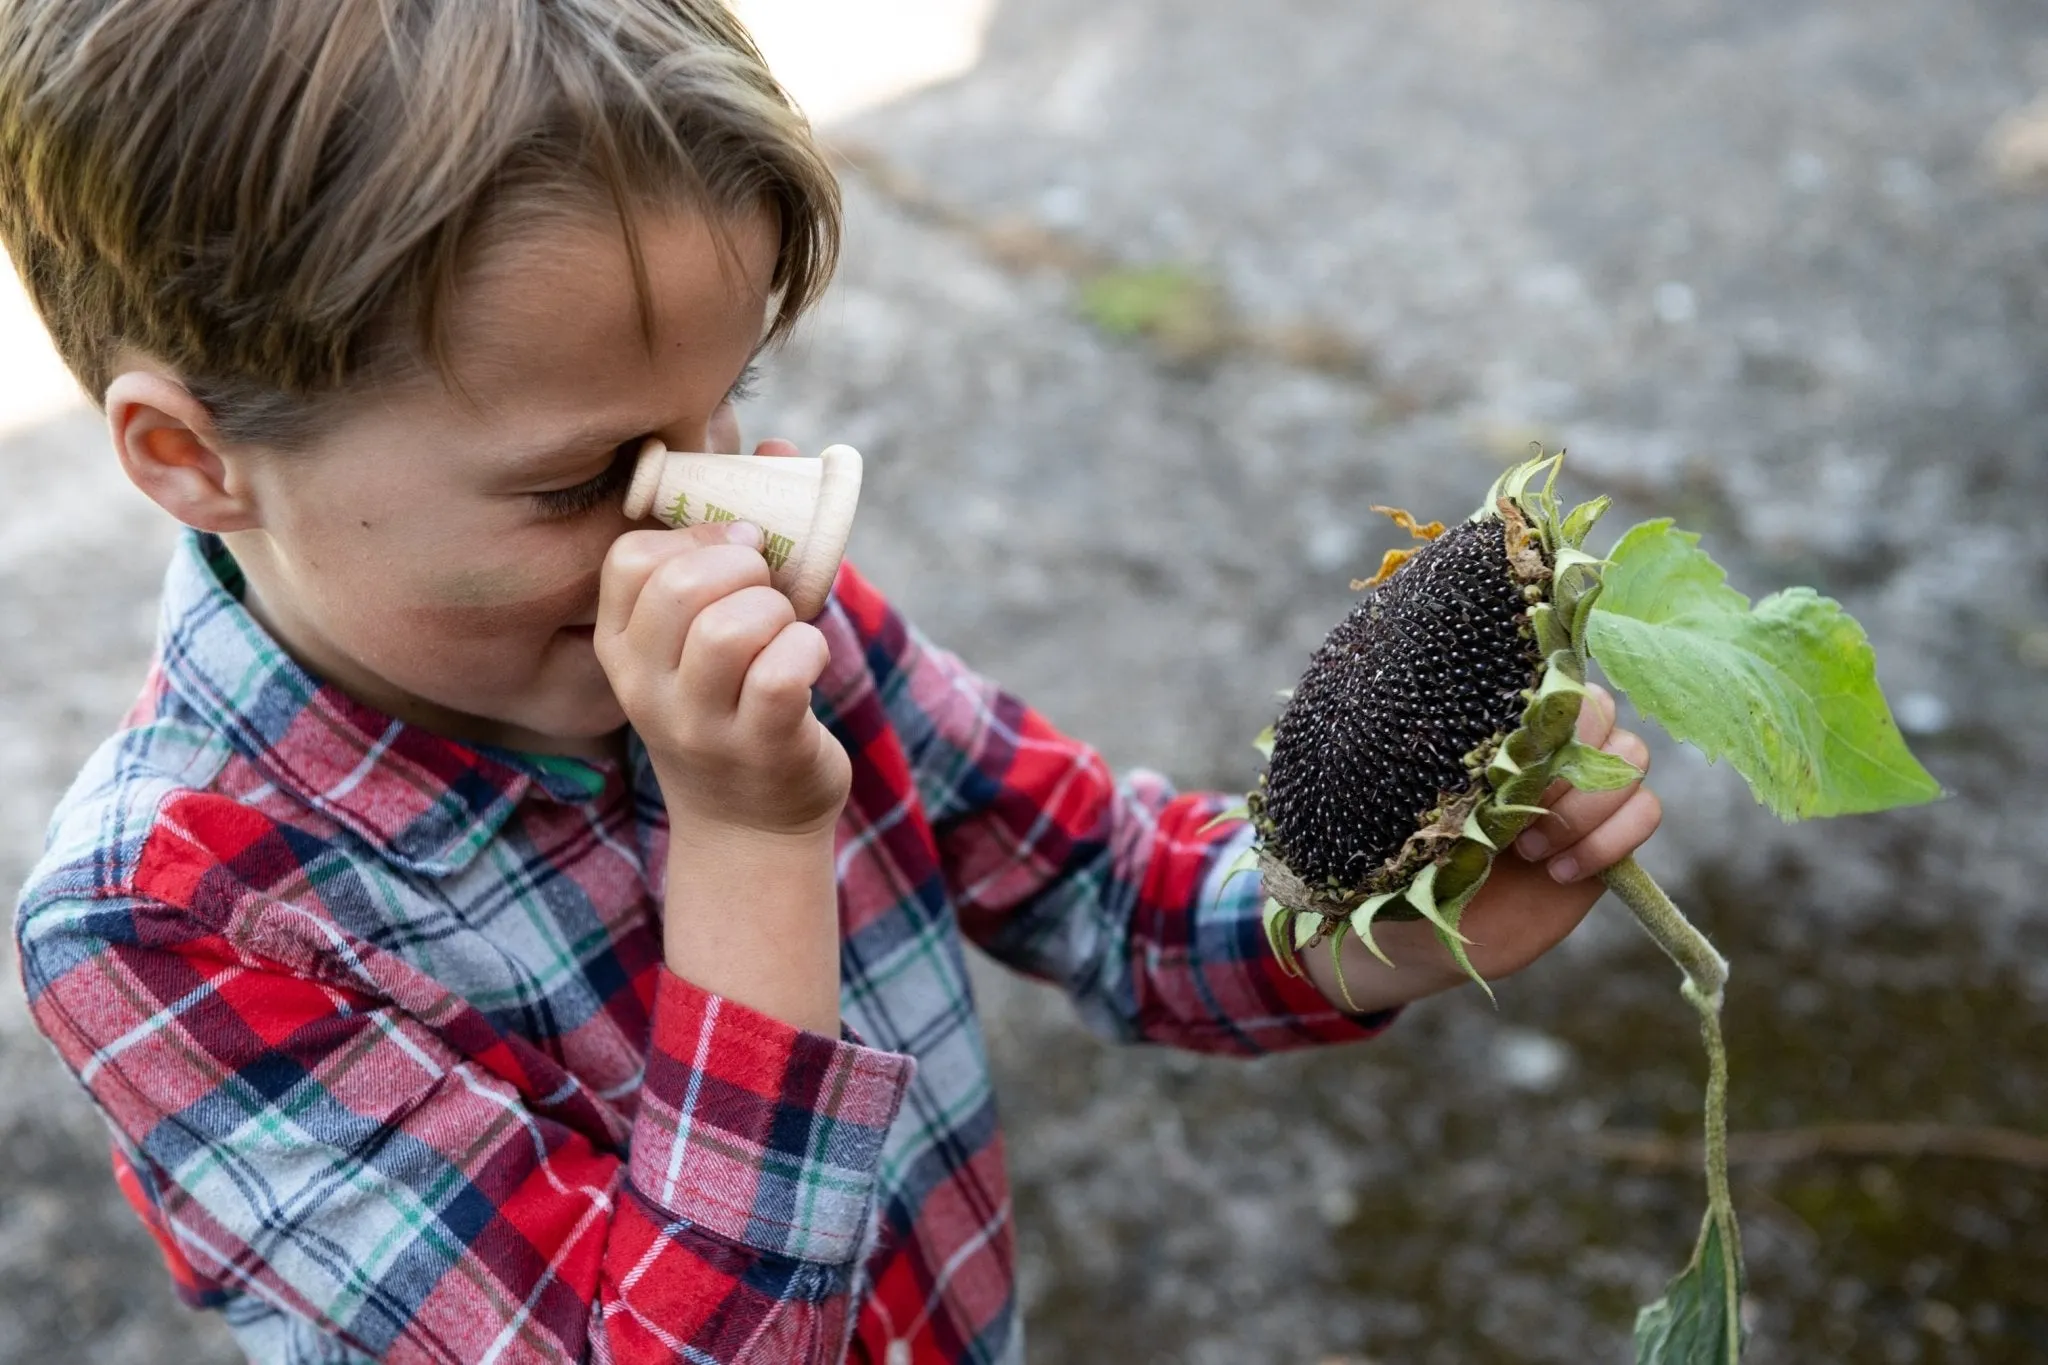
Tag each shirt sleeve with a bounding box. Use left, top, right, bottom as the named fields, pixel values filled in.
left=17, top=811, right=915, bottom=1364
left=831, top=565, right=1394, bottom=1054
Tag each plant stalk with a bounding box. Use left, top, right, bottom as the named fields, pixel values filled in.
left=1601, top=854, right=1726, bottom=1003
left=1601, top=854, right=1745, bottom=1361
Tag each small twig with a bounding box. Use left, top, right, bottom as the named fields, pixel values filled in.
left=1582, top=1122, right=2048, bottom=1172
left=829, top=138, right=1109, bottom=274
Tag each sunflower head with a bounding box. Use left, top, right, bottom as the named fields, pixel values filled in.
left=1222, top=453, right=1622, bottom=1000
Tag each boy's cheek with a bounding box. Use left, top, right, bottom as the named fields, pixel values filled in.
left=400, top=562, right=602, bottom=640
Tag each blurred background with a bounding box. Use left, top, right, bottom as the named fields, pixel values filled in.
left=5, top=0, right=2047, bottom=1360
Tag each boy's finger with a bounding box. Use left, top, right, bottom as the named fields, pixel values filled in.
left=678, top=584, right=795, bottom=716
left=736, top=620, right=831, bottom=734
left=617, top=542, right=771, bottom=674
left=597, top=524, right=757, bottom=641
left=753, top=438, right=801, bottom=457
left=1516, top=727, right=1651, bottom=861
left=1545, top=786, right=1663, bottom=883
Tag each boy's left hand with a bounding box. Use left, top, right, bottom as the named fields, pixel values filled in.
left=1297, top=684, right=1662, bottom=1014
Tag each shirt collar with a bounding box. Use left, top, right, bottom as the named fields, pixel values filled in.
left=155, top=531, right=618, bottom=876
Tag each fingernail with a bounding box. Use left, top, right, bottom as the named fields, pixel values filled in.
left=727, top=521, right=762, bottom=548
left=1548, top=855, right=1580, bottom=883
left=1517, top=831, right=1549, bottom=860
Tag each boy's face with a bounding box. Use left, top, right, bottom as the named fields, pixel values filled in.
left=221, top=207, right=778, bottom=759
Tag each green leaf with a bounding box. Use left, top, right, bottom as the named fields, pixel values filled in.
left=1588, top=520, right=1942, bottom=819
left=1634, top=1209, right=1745, bottom=1365
left=1552, top=739, right=1643, bottom=792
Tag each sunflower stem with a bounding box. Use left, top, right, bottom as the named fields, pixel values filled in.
left=1601, top=854, right=1745, bottom=1359
left=1601, top=854, right=1726, bottom=1003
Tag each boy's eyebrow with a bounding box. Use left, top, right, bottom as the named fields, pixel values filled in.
left=500, top=347, right=769, bottom=475
left=502, top=418, right=651, bottom=475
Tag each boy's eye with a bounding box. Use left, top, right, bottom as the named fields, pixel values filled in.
left=724, top=361, right=762, bottom=406
left=529, top=364, right=758, bottom=520
left=530, top=442, right=639, bottom=520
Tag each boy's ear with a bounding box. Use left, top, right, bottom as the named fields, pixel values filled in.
left=104, top=370, right=263, bottom=533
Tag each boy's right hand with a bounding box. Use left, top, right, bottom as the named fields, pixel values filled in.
left=596, top=523, right=851, bottom=839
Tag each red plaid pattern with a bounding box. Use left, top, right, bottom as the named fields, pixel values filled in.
left=16, top=532, right=1389, bottom=1363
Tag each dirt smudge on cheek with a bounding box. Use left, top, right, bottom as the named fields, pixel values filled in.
left=407, top=562, right=600, bottom=641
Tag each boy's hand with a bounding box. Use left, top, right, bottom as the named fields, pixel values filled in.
left=595, top=518, right=850, bottom=839
left=1299, top=684, right=1662, bottom=1013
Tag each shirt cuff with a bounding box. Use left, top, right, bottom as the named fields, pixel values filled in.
left=629, top=968, right=917, bottom=1265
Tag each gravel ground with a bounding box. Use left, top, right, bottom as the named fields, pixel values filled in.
left=5, top=1, right=2047, bottom=1361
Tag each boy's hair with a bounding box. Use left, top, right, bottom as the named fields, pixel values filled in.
left=0, top=0, right=840, bottom=446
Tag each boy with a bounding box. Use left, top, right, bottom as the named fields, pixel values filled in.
left=2, top=2, right=1662, bottom=1361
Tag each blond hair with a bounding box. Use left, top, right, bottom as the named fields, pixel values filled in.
left=0, top=0, right=840, bottom=445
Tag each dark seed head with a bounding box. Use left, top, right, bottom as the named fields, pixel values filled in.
left=1262, top=518, right=1544, bottom=888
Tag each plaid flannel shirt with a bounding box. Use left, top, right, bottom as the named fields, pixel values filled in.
left=15, top=531, right=1389, bottom=1364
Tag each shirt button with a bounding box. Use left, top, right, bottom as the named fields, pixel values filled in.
left=885, top=1342, right=912, bottom=1365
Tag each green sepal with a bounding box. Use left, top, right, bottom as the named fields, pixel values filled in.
left=1486, top=744, right=1523, bottom=790
left=1292, top=909, right=1322, bottom=952
left=1490, top=802, right=1553, bottom=819
left=1199, top=803, right=1252, bottom=835
left=1327, top=927, right=1365, bottom=1012
left=1432, top=839, right=1495, bottom=908
left=1216, top=843, right=1260, bottom=891
left=1476, top=452, right=1564, bottom=520
left=1569, top=577, right=1607, bottom=647
left=1403, top=862, right=1471, bottom=944
left=1550, top=545, right=1609, bottom=620
left=1349, top=892, right=1401, bottom=967
left=1553, top=739, right=1644, bottom=792
left=1460, top=809, right=1498, bottom=851
left=1436, top=846, right=1498, bottom=999
left=1521, top=659, right=1589, bottom=753
left=1552, top=543, right=1609, bottom=575
left=1498, top=767, right=1553, bottom=810
left=1433, top=922, right=1494, bottom=1003
left=1478, top=800, right=1551, bottom=846
left=1253, top=725, right=1275, bottom=760
left=1505, top=724, right=1551, bottom=769
left=1530, top=602, right=1572, bottom=659
left=1562, top=495, right=1613, bottom=549
left=1263, top=898, right=1302, bottom=977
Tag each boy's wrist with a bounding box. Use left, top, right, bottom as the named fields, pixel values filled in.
left=646, top=741, right=849, bottom=843
left=668, top=815, right=839, bottom=856
left=662, top=818, right=843, bottom=1037
left=1299, top=919, right=1466, bottom=1015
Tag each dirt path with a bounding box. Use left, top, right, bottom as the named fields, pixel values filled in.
left=5, top=1, right=2045, bottom=1360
